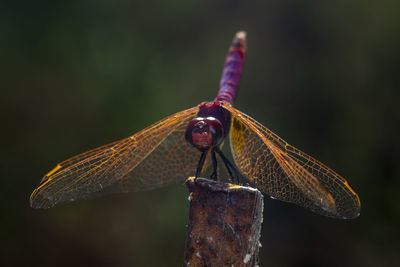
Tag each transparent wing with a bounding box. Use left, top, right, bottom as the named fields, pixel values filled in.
left=30, top=106, right=200, bottom=209
left=222, top=103, right=360, bottom=219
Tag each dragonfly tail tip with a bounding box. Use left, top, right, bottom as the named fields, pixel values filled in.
left=236, top=31, right=246, bottom=40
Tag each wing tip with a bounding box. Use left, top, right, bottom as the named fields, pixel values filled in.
left=29, top=189, right=53, bottom=209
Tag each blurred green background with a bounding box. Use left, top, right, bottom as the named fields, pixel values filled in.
left=1, top=0, right=399, bottom=266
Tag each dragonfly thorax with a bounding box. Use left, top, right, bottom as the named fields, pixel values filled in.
left=185, top=117, right=224, bottom=152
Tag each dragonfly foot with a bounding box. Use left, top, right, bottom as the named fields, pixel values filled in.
left=195, top=151, right=208, bottom=178
left=215, top=148, right=240, bottom=184
left=210, top=151, right=218, bottom=181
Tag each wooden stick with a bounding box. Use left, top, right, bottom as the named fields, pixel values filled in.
left=184, top=177, right=264, bottom=267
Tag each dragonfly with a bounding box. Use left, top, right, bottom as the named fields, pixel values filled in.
left=30, top=31, right=360, bottom=219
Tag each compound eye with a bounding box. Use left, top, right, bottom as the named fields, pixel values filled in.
left=185, top=117, right=224, bottom=151
left=205, top=117, right=224, bottom=146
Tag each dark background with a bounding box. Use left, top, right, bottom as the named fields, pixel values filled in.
left=1, top=1, right=399, bottom=266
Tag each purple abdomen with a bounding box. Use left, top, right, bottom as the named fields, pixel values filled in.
left=215, top=31, right=247, bottom=106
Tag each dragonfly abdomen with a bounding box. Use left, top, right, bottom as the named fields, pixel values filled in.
left=216, top=31, right=246, bottom=105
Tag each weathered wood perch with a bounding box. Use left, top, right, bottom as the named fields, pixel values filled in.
left=184, top=177, right=264, bottom=267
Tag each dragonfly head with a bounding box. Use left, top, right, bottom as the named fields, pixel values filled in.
left=185, top=117, right=224, bottom=152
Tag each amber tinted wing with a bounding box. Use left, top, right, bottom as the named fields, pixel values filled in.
left=222, top=103, right=360, bottom=219
left=30, top=106, right=200, bottom=209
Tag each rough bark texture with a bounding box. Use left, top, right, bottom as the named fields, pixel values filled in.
left=184, top=177, right=263, bottom=267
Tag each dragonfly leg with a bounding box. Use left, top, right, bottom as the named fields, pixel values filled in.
left=210, top=151, right=218, bottom=181
left=195, top=151, right=208, bottom=178
left=215, top=148, right=240, bottom=184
